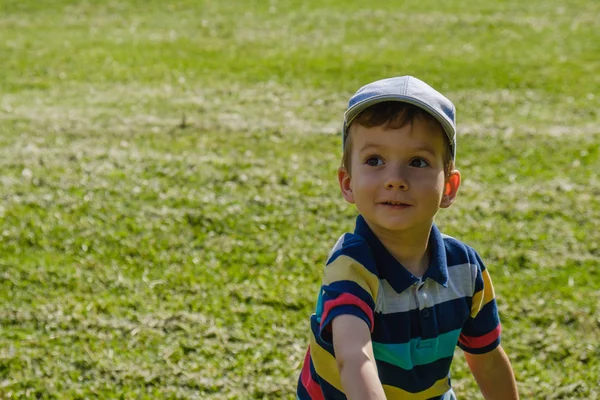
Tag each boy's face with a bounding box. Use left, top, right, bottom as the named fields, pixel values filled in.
left=338, top=118, right=460, bottom=235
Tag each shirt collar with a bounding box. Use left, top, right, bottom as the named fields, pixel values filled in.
left=354, top=215, right=449, bottom=293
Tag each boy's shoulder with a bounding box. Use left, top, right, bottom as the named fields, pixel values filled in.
left=325, top=232, right=379, bottom=276
left=439, top=231, right=484, bottom=267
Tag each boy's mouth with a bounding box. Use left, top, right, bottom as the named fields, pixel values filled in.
left=381, top=201, right=410, bottom=207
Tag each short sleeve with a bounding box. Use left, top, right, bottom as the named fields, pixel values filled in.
left=315, top=234, right=380, bottom=344
left=458, top=251, right=501, bottom=354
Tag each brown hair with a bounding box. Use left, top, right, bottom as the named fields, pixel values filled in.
left=342, top=102, right=454, bottom=174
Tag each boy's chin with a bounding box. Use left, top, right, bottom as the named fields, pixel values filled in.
left=366, top=218, right=415, bottom=232
left=363, top=214, right=433, bottom=234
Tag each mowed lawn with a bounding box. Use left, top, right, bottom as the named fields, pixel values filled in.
left=1, top=0, right=599, bottom=398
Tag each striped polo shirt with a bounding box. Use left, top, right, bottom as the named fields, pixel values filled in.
left=297, top=215, right=501, bottom=400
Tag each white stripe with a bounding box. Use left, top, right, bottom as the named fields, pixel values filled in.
left=375, top=263, right=477, bottom=314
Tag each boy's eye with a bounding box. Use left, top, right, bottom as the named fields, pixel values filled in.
left=409, top=158, right=429, bottom=168
left=365, top=157, right=384, bottom=167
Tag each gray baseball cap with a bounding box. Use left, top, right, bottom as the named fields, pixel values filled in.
left=342, top=76, right=457, bottom=159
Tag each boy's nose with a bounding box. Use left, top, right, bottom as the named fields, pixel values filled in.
left=384, top=168, right=409, bottom=190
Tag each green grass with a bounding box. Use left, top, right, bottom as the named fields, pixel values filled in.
left=1, top=0, right=599, bottom=398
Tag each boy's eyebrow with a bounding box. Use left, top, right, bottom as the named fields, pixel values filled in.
left=358, top=142, right=385, bottom=152
left=411, top=145, right=438, bottom=155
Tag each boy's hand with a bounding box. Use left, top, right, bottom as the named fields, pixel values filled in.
left=464, top=345, right=519, bottom=400
left=332, top=314, right=387, bottom=400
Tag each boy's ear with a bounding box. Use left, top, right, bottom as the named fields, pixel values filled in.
left=440, top=170, right=461, bottom=208
left=338, top=167, right=355, bottom=204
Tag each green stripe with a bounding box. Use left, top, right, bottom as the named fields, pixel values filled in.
left=372, top=329, right=461, bottom=370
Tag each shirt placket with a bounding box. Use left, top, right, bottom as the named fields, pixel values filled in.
left=414, top=279, right=438, bottom=349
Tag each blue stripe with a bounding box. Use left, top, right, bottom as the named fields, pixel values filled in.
left=372, top=297, right=471, bottom=344
left=321, top=280, right=376, bottom=311
left=372, top=329, right=461, bottom=370
left=431, top=298, right=471, bottom=335
left=377, top=356, right=453, bottom=393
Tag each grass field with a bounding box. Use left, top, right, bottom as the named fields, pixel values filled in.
left=1, top=0, right=599, bottom=398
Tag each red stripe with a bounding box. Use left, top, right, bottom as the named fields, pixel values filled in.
left=300, top=349, right=325, bottom=400
left=320, top=293, right=374, bottom=332
left=459, top=324, right=502, bottom=349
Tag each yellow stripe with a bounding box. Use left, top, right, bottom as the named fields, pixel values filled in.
left=383, top=376, right=450, bottom=399
left=482, top=268, right=495, bottom=305
left=308, top=332, right=343, bottom=391
left=470, top=289, right=483, bottom=318
left=323, top=255, right=379, bottom=300
left=471, top=269, right=496, bottom=318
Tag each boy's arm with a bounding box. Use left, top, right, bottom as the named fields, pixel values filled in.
left=332, top=314, right=386, bottom=400
left=464, top=345, right=519, bottom=400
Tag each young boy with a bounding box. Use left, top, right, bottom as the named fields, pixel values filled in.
left=296, top=76, right=519, bottom=399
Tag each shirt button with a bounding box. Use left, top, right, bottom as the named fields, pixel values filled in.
left=422, top=309, right=430, bottom=318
